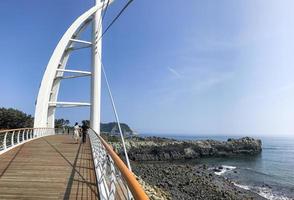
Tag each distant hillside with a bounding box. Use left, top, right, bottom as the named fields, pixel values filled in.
left=101, top=122, right=133, bottom=135
left=81, top=120, right=134, bottom=135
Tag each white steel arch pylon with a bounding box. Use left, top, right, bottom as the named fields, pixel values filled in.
left=34, top=1, right=113, bottom=130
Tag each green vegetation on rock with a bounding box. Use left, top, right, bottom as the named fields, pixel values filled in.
left=81, top=120, right=133, bottom=135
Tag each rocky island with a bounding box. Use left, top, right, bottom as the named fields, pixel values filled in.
left=105, top=135, right=264, bottom=200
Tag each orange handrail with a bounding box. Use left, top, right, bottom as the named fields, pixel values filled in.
left=97, top=134, right=149, bottom=200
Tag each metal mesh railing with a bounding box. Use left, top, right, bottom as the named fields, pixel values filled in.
left=88, top=128, right=149, bottom=200
left=0, top=128, right=56, bottom=153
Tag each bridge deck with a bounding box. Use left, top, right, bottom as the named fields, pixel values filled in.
left=0, top=135, right=99, bottom=200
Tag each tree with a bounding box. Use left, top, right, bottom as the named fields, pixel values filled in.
left=0, top=107, right=34, bottom=129
left=54, top=118, right=70, bottom=128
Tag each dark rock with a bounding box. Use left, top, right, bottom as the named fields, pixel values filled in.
left=119, top=136, right=262, bottom=161
left=202, top=164, right=208, bottom=170
left=213, top=168, right=222, bottom=173
left=132, top=162, right=266, bottom=200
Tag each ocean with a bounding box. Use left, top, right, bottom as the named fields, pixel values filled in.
left=141, top=134, right=294, bottom=200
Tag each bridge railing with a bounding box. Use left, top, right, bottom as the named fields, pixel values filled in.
left=0, top=128, right=56, bottom=154
left=88, top=128, right=149, bottom=200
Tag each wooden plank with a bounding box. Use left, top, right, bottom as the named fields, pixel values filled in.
left=0, top=135, right=99, bottom=200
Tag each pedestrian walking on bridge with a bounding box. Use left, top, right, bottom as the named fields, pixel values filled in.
left=81, top=121, right=89, bottom=143
left=73, top=122, right=80, bottom=144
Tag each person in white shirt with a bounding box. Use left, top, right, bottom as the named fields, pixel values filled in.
left=73, top=122, right=80, bottom=144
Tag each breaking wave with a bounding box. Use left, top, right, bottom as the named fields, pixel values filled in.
left=214, top=165, right=236, bottom=176
left=233, top=183, right=292, bottom=200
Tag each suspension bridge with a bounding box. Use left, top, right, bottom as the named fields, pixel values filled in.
left=0, top=0, right=149, bottom=199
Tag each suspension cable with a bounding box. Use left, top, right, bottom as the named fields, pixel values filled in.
left=101, top=0, right=110, bottom=21
left=96, top=0, right=109, bottom=38
left=98, top=52, right=132, bottom=171
left=98, top=0, right=134, bottom=41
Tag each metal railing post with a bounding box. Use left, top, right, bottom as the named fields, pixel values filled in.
left=17, top=130, right=20, bottom=144
left=26, top=129, right=30, bottom=140
left=24, top=129, right=27, bottom=141
left=3, top=132, right=8, bottom=150
left=22, top=130, right=25, bottom=142
left=35, top=128, right=38, bottom=138
left=11, top=131, right=15, bottom=146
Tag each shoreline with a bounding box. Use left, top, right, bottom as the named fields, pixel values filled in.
left=105, top=134, right=291, bottom=199
left=132, top=161, right=266, bottom=200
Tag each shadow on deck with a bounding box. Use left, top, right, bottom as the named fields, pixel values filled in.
left=0, top=135, right=99, bottom=200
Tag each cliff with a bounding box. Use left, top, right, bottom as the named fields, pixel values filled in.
left=111, top=136, right=262, bottom=161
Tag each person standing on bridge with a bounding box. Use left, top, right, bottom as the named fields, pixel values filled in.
left=81, top=121, right=89, bottom=143
left=73, top=122, right=80, bottom=144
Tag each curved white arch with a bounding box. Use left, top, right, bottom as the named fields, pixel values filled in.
left=34, top=3, right=107, bottom=128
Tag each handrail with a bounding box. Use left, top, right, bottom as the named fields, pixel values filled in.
left=88, top=128, right=149, bottom=200
left=0, top=127, right=57, bottom=155
left=97, top=134, right=149, bottom=200
left=0, top=127, right=53, bottom=134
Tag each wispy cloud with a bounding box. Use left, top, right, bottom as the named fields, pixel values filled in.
left=149, top=66, right=234, bottom=106
left=167, top=67, right=182, bottom=78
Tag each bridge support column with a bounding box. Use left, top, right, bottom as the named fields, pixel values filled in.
left=90, top=0, right=103, bottom=134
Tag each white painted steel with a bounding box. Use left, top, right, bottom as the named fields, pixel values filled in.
left=34, top=5, right=98, bottom=128
left=56, top=74, right=91, bottom=79
left=34, top=1, right=114, bottom=128
left=90, top=0, right=103, bottom=134
left=0, top=128, right=57, bottom=155
left=70, top=38, right=92, bottom=45
left=90, top=1, right=110, bottom=199
left=56, top=69, right=92, bottom=75
left=48, top=101, right=91, bottom=107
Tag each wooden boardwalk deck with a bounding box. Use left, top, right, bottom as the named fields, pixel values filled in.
left=0, top=135, right=99, bottom=200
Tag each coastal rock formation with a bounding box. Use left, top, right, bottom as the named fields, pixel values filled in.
left=135, top=174, right=171, bottom=200
left=112, top=136, right=262, bottom=161
left=132, top=162, right=266, bottom=200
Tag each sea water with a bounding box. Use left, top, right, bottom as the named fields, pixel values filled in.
left=141, top=134, right=294, bottom=200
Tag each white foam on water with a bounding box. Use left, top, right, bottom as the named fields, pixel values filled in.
left=211, top=165, right=292, bottom=200
left=214, top=170, right=226, bottom=176
left=233, top=183, right=250, bottom=190
left=214, top=165, right=236, bottom=176
left=233, top=183, right=292, bottom=200
left=222, top=165, right=236, bottom=170
left=255, top=187, right=292, bottom=200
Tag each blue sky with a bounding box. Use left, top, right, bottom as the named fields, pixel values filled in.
left=0, top=0, right=294, bottom=137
